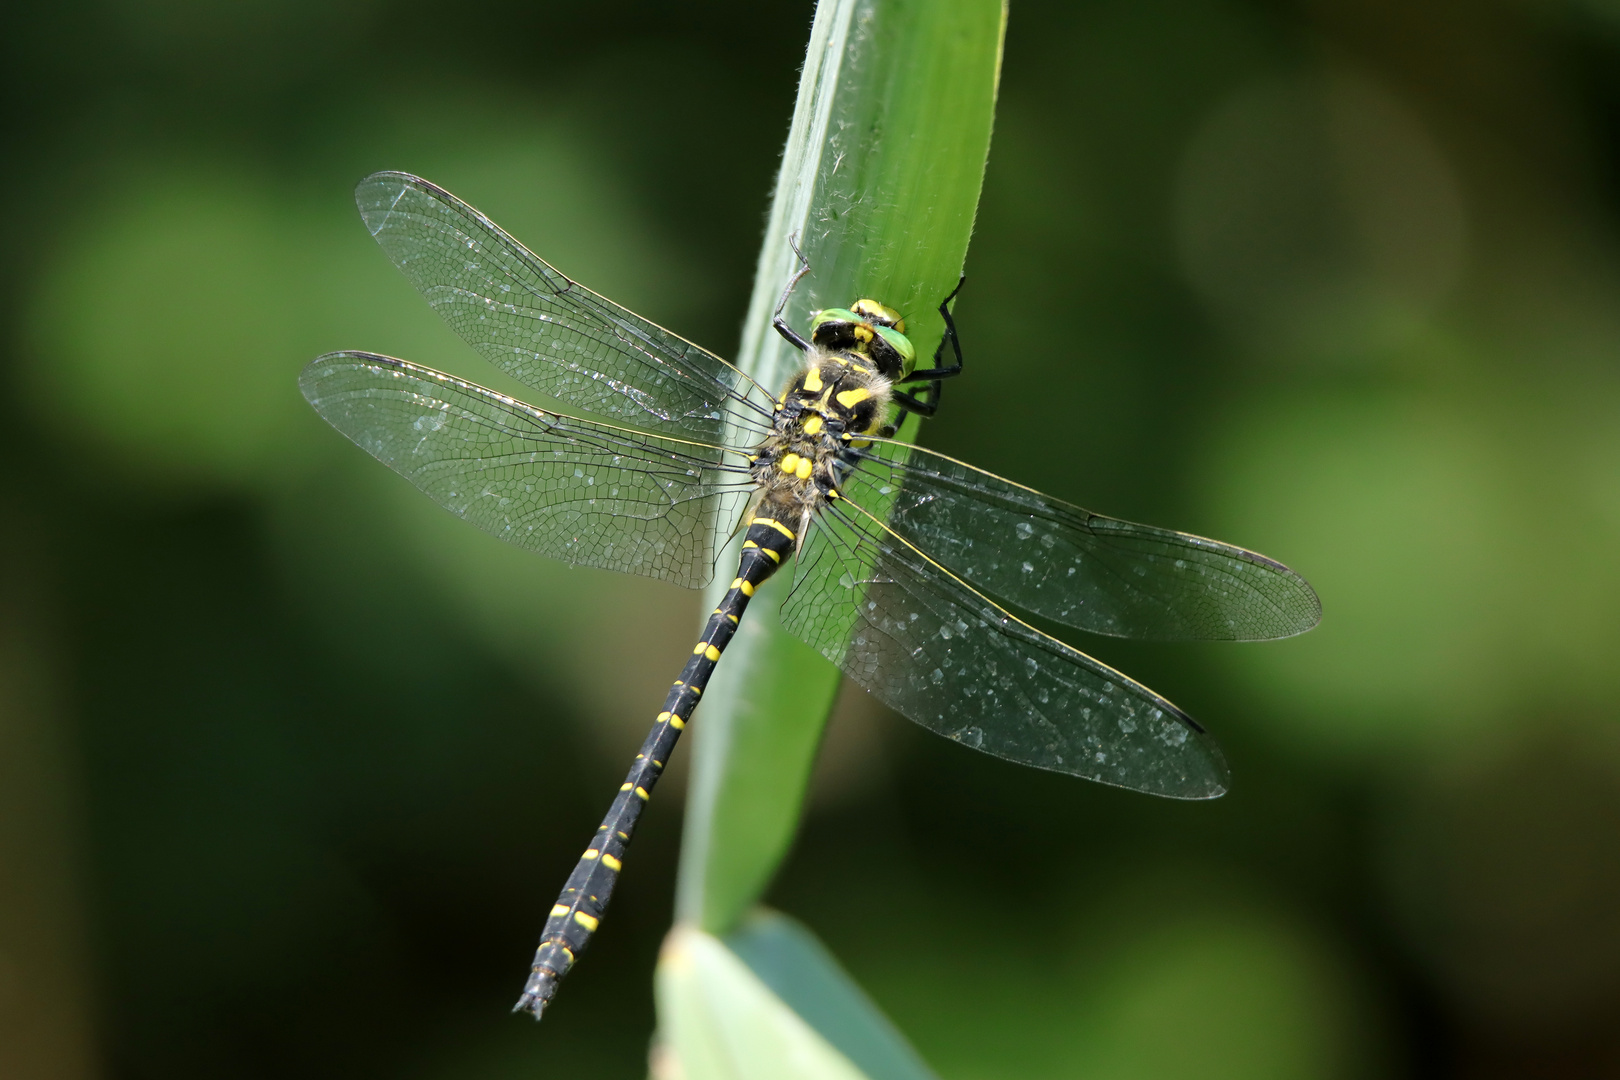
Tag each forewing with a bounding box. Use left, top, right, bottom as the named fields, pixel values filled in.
left=846, top=441, right=1320, bottom=641
left=354, top=172, right=773, bottom=441
left=300, top=351, right=752, bottom=588
left=781, top=490, right=1229, bottom=799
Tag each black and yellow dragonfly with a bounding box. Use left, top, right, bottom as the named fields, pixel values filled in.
left=300, top=172, right=1320, bottom=1019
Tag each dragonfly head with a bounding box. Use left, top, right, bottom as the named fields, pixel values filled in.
left=809, top=300, right=916, bottom=380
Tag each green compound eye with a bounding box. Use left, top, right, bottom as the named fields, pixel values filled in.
left=874, top=325, right=915, bottom=377
left=809, top=307, right=860, bottom=332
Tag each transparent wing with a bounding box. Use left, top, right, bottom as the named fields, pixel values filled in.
left=782, top=488, right=1230, bottom=799
left=355, top=171, right=776, bottom=442
left=844, top=440, right=1320, bottom=642
left=300, top=352, right=755, bottom=588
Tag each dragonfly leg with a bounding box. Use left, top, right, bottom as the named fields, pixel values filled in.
left=772, top=234, right=814, bottom=352
left=891, top=275, right=966, bottom=429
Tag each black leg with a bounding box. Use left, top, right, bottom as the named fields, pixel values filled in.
left=772, top=235, right=813, bottom=352
left=891, top=389, right=939, bottom=417
left=890, top=275, right=966, bottom=430
left=904, top=274, right=966, bottom=381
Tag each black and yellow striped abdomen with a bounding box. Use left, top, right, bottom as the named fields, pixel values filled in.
left=513, top=510, right=800, bottom=1017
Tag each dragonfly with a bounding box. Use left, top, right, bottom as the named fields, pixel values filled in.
left=299, top=171, right=1321, bottom=1020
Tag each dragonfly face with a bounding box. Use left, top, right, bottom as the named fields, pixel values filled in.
left=299, top=171, right=1322, bottom=1021
left=809, top=303, right=916, bottom=379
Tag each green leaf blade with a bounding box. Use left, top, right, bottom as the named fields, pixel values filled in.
left=656, top=910, right=941, bottom=1080
left=677, top=0, right=1005, bottom=938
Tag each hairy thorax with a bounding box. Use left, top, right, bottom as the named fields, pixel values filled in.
left=748, top=345, right=894, bottom=539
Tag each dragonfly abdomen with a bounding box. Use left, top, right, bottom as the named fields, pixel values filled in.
left=513, top=508, right=799, bottom=1019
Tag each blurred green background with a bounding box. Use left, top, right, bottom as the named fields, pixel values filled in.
left=5, top=0, right=1620, bottom=1076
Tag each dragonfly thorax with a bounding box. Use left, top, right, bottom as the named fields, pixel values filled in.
left=750, top=347, right=894, bottom=544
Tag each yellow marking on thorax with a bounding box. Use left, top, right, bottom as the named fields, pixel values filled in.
left=801, top=415, right=823, bottom=435
left=802, top=367, right=823, bottom=393
left=778, top=453, right=802, bottom=475
left=836, top=387, right=871, bottom=409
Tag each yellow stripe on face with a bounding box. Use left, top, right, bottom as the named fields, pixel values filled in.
left=573, top=911, right=600, bottom=932
left=602, top=853, right=622, bottom=871
left=550, top=904, right=570, bottom=918
left=836, top=387, right=871, bottom=409
left=802, top=367, right=823, bottom=393
left=802, top=415, right=823, bottom=435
